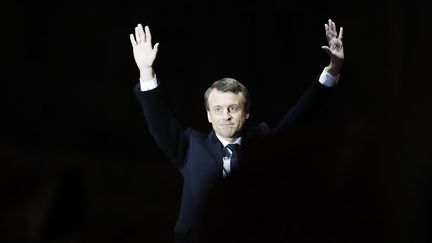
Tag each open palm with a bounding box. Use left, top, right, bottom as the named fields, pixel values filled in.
left=130, top=24, right=159, bottom=70
left=322, top=19, right=344, bottom=66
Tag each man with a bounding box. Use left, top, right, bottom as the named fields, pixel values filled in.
left=130, top=19, right=344, bottom=242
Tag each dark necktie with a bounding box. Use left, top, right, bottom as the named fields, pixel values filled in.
left=226, top=143, right=240, bottom=171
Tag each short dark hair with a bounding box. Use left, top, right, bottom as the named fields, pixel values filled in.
left=204, top=78, right=250, bottom=112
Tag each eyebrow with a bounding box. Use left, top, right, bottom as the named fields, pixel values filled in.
left=212, top=103, right=240, bottom=107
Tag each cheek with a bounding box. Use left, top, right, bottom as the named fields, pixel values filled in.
left=235, top=114, right=247, bottom=124
left=209, top=113, right=222, bottom=123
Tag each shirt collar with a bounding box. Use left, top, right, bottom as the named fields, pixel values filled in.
left=215, top=132, right=242, bottom=147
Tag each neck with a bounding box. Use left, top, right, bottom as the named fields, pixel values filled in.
left=214, top=132, right=242, bottom=146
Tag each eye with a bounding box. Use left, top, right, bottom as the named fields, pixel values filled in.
left=213, top=107, right=222, bottom=113
left=228, top=105, right=239, bottom=113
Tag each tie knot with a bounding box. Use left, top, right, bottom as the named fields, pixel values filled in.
left=226, top=143, right=240, bottom=153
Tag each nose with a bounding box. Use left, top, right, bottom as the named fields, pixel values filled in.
left=222, top=109, right=232, bottom=120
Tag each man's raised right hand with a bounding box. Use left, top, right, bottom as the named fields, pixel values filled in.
left=130, top=24, right=159, bottom=81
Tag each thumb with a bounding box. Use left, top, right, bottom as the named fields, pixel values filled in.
left=321, top=46, right=332, bottom=57
left=154, top=43, right=160, bottom=53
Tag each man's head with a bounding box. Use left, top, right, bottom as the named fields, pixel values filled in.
left=204, top=78, right=250, bottom=142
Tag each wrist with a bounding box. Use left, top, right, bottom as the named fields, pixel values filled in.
left=326, top=62, right=342, bottom=76
left=139, top=67, right=155, bottom=82
left=139, top=66, right=153, bottom=74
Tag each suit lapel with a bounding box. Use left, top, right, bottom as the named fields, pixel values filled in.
left=206, top=130, right=224, bottom=174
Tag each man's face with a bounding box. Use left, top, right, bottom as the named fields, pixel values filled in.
left=207, top=89, right=249, bottom=142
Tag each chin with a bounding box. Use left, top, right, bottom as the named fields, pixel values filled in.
left=218, top=131, right=234, bottom=138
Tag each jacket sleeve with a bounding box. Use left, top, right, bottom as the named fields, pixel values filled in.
left=273, top=80, right=335, bottom=134
left=133, top=83, right=188, bottom=171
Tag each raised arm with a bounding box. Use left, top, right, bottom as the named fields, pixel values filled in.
left=274, top=19, right=345, bottom=133
left=130, top=24, right=159, bottom=82
left=130, top=24, right=188, bottom=170
left=321, top=19, right=344, bottom=76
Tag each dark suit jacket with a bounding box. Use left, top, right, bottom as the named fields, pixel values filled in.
left=133, top=80, right=334, bottom=243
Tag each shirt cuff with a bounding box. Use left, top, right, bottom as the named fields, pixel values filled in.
left=318, top=68, right=339, bottom=87
left=139, top=75, right=159, bottom=91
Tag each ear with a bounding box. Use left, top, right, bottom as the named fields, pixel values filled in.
left=207, top=110, right=212, bottom=123
left=245, top=113, right=250, bottom=119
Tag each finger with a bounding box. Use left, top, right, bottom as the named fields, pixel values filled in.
left=332, top=21, right=337, bottom=35
left=129, top=33, right=137, bottom=47
left=328, top=19, right=333, bottom=33
left=338, top=27, right=343, bottom=40
left=145, top=26, right=152, bottom=44
left=154, top=42, right=159, bottom=53
left=138, top=24, right=145, bottom=43
left=324, top=24, right=331, bottom=41
left=135, top=26, right=141, bottom=43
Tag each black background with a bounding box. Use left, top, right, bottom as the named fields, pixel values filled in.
left=2, top=0, right=431, bottom=242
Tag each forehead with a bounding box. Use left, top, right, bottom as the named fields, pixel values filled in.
left=207, top=89, right=245, bottom=107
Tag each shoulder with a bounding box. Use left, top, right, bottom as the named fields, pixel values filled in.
left=245, top=122, right=272, bottom=138
left=184, top=128, right=207, bottom=139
